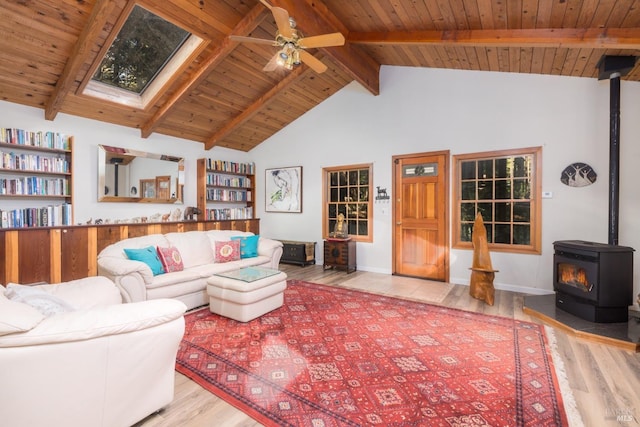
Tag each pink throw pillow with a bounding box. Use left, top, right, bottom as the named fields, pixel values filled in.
left=215, top=240, right=241, bottom=263
left=157, top=246, right=184, bottom=273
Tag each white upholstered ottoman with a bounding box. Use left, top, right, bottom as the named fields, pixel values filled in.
left=206, top=267, right=287, bottom=322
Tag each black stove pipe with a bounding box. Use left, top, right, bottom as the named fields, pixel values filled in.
left=110, top=157, right=124, bottom=197
left=114, top=163, right=120, bottom=197
left=598, top=55, right=637, bottom=245
left=608, top=76, right=620, bottom=246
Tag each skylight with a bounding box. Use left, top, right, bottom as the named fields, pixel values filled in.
left=83, top=4, right=203, bottom=109
left=92, top=5, right=190, bottom=94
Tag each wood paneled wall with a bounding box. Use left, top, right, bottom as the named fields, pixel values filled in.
left=0, top=219, right=259, bottom=285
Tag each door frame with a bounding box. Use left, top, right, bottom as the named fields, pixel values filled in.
left=391, top=150, right=450, bottom=281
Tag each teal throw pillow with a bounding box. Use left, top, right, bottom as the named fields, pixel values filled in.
left=124, top=246, right=165, bottom=275
left=230, top=235, right=260, bottom=258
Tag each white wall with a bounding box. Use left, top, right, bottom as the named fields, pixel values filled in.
left=0, top=101, right=251, bottom=222
left=251, top=66, right=640, bottom=298
left=2, top=66, right=639, bottom=299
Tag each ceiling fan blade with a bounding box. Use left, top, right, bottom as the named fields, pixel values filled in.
left=271, top=7, right=294, bottom=39
left=229, top=35, right=276, bottom=45
left=263, top=52, right=281, bottom=72
left=298, top=32, right=345, bottom=49
left=299, top=50, right=327, bottom=73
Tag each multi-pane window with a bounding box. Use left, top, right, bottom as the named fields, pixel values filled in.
left=323, top=164, right=372, bottom=242
left=453, top=147, right=541, bottom=253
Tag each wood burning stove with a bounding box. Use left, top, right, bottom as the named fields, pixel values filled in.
left=553, top=240, right=634, bottom=323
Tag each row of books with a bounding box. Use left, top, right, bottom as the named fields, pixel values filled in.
left=1, top=151, right=70, bottom=174
left=204, top=159, right=255, bottom=175
left=1, top=204, right=73, bottom=228
left=205, top=174, right=252, bottom=188
left=206, top=188, right=251, bottom=202
left=205, top=207, right=254, bottom=221
left=0, top=177, right=70, bottom=196
left=0, top=128, right=72, bottom=151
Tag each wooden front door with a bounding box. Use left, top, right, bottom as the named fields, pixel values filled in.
left=393, top=151, right=449, bottom=281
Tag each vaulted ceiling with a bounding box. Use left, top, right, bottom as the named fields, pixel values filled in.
left=1, top=0, right=640, bottom=152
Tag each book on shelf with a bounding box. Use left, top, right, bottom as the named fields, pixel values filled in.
left=205, top=174, right=252, bottom=188
left=0, top=204, right=72, bottom=228
left=0, top=176, right=70, bottom=196
left=204, top=159, right=255, bottom=175
left=206, top=188, right=248, bottom=202
left=0, top=150, right=70, bottom=173
left=205, top=207, right=253, bottom=221
left=0, top=128, right=72, bottom=150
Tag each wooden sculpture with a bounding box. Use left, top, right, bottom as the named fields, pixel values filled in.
left=469, top=213, right=497, bottom=305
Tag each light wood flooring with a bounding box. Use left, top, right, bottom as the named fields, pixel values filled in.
left=135, top=265, right=640, bottom=427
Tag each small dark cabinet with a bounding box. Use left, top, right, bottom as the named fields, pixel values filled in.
left=279, top=240, right=316, bottom=266
left=323, top=239, right=356, bottom=273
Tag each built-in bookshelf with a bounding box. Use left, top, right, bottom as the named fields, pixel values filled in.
left=197, top=159, right=255, bottom=221
left=0, top=128, right=73, bottom=228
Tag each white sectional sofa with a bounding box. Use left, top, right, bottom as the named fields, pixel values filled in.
left=0, top=276, right=187, bottom=427
left=97, top=230, right=284, bottom=310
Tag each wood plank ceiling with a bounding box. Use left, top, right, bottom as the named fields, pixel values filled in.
left=1, top=0, right=639, bottom=152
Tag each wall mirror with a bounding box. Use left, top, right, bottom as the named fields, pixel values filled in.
left=98, top=144, right=184, bottom=204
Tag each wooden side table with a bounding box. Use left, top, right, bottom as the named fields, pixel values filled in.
left=323, top=238, right=356, bottom=273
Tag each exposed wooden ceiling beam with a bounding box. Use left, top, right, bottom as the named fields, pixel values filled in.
left=140, top=4, right=268, bottom=138
left=44, top=0, right=119, bottom=121
left=348, top=28, right=640, bottom=49
left=204, top=63, right=308, bottom=150
left=267, top=0, right=380, bottom=95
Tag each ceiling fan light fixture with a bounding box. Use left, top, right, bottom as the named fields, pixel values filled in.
left=233, top=6, right=344, bottom=74
left=274, top=42, right=298, bottom=69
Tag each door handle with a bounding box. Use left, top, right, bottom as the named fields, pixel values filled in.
left=396, top=222, right=402, bottom=225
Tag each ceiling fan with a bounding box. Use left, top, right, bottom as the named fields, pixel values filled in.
left=229, top=0, right=345, bottom=73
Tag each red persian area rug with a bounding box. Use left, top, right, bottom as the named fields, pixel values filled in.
left=176, top=280, right=569, bottom=427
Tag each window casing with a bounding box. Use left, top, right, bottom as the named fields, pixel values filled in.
left=81, top=3, right=204, bottom=109
left=323, top=164, right=372, bottom=242
left=453, top=147, right=542, bottom=254
left=92, top=5, right=190, bottom=94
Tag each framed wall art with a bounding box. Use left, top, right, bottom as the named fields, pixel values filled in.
left=155, top=175, right=171, bottom=200
left=265, top=166, right=302, bottom=213
left=140, top=179, right=156, bottom=199
left=560, top=162, right=597, bottom=187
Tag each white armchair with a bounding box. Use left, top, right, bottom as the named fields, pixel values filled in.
left=0, top=276, right=187, bottom=427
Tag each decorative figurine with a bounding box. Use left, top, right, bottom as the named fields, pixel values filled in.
left=184, top=206, right=201, bottom=221
left=330, top=213, right=349, bottom=239
left=469, top=213, right=497, bottom=306
left=170, top=208, right=182, bottom=222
